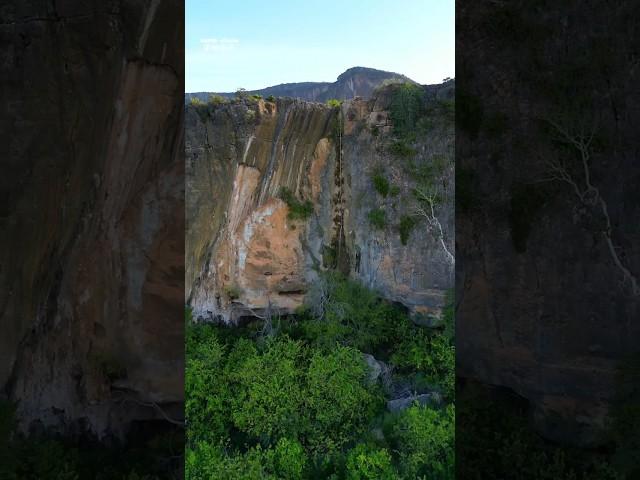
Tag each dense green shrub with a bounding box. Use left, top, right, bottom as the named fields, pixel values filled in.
left=266, top=95, right=276, bottom=102
left=387, top=404, right=455, bottom=480
left=227, top=337, right=306, bottom=440
left=279, top=187, right=314, bottom=220
left=186, top=438, right=307, bottom=480
left=390, top=330, right=455, bottom=399
left=300, top=272, right=410, bottom=355
left=326, top=98, right=342, bottom=108
left=186, top=324, right=229, bottom=443
left=388, top=139, right=416, bottom=157
left=367, top=208, right=386, bottom=230
left=305, top=346, right=383, bottom=453
left=389, top=83, right=425, bottom=139
left=372, top=171, right=390, bottom=197
left=345, top=443, right=397, bottom=480
left=190, top=98, right=210, bottom=123
left=398, top=215, right=417, bottom=245
left=208, top=94, right=226, bottom=105
left=185, top=272, right=456, bottom=479
left=436, top=98, right=455, bottom=125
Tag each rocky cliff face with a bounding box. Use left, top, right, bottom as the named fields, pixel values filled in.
left=457, top=1, right=640, bottom=447
left=185, top=66, right=417, bottom=103
left=186, top=82, right=454, bottom=326
left=0, top=0, right=184, bottom=438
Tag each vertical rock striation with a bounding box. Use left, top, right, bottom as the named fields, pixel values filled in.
left=186, top=82, right=454, bottom=325
left=0, top=0, right=184, bottom=438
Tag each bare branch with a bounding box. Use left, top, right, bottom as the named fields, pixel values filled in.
left=543, top=117, right=639, bottom=296
left=112, top=391, right=184, bottom=427
left=413, top=186, right=455, bottom=265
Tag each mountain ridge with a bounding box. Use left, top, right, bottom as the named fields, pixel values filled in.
left=185, top=66, right=420, bottom=103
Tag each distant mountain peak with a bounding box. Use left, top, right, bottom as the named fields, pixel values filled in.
left=336, top=66, right=413, bottom=83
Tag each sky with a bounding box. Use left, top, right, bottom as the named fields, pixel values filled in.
left=185, top=0, right=454, bottom=93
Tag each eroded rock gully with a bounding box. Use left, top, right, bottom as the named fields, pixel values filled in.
left=1, top=0, right=184, bottom=438
left=186, top=83, right=454, bottom=327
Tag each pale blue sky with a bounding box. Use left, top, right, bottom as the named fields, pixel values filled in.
left=186, top=0, right=454, bottom=93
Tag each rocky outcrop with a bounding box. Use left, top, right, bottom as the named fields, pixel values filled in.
left=0, top=0, right=184, bottom=438
left=185, top=66, right=417, bottom=104
left=387, top=393, right=443, bottom=413
left=186, top=81, right=454, bottom=324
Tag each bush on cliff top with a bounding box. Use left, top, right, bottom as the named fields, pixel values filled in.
left=389, top=83, right=425, bottom=139
left=208, top=94, right=226, bottom=105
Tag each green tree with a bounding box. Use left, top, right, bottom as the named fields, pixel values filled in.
left=389, top=83, right=425, bottom=139
left=368, top=209, right=386, bottom=230
left=185, top=324, right=229, bottom=443
left=305, top=346, right=382, bottom=453
left=345, top=443, right=396, bottom=480
left=227, top=337, right=306, bottom=440
left=388, top=404, right=455, bottom=480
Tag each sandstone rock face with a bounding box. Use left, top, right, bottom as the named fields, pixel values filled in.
left=187, top=98, right=335, bottom=322
left=0, top=0, right=184, bottom=438
left=186, top=83, right=454, bottom=325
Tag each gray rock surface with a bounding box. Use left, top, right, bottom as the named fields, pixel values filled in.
left=387, top=392, right=443, bottom=412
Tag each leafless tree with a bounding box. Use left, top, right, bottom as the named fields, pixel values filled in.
left=413, top=185, right=455, bottom=266
left=306, top=274, right=331, bottom=319
left=245, top=299, right=280, bottom=338
left=540, top=116, right=639, bottom=296
left=112, top=390, right=184, bottom=427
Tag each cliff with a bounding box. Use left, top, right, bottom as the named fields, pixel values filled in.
left=186, top=81, right=454, bottom=326
left=457, top=1, right=640, bottom=447
left=0, top=0, right=184, bottom=438
left=185, top=66, right=417, bottom=103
